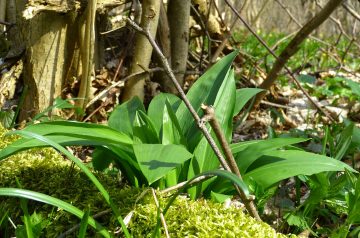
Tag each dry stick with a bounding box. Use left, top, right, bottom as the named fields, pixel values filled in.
left=200, top=104, right=260, bottom=220
left=58, top=209, right=112, bottom=238
left=342, top=2, right=360, bottom=22
left=315, top=1, right=360, bottom=49
left=201, top=104, right=241, bottom=178
left=126, top=18, right=261, bottom=220
left=161, top=175, right=210, bottom=194
left=274, top=0, right=333, bottom=48
left=151, top=189, right=170, bottom=238
left=225, top=0, right=338, bottom=122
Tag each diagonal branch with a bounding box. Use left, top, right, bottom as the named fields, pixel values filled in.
left=225, top=0, right=341, bottom=122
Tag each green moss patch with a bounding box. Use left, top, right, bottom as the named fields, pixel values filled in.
left=0, top=126, right=296, bottom=237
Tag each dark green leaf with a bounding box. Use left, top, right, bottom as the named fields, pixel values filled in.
left=176, top=51, right=238, bottom=147
left=0, top=110, right=15, bottom=129
left=335, top=123, right=354, bottom=160
left=297, top=74, right=316, bottom=84
left=133, top=110, right=160, bottom=144
left=133, top=144, right=192, bottom=184
left=148, top=93, right=181, bottom=132
left=234, top=88, right=264, bottom=116
left=243, top=150, right=355, bottom=188
left=108, top=96, right=145, bottom=135
left=78, top=209, right=90, bottom=238
left=92, top=147, right=116, bottom=171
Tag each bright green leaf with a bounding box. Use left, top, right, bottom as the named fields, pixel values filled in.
left=133, top=144, right=192, bottom=184
left=234, top=88, right=264, bottom=116
left=244, top=150, right=356, bottom=189
left=148, top=93, right=181, bottom=132
left=133, top=111, right=159, bottom=144
left=108, top=96, right=145, bottom=136
left=176, top=51, right=238, bottom=147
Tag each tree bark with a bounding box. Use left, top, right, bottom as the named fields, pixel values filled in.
left=167, top=0, right=191, bottom=91
left=20, top=12, right=78, bottom=120
left=155, top=1, right=175, bottom=94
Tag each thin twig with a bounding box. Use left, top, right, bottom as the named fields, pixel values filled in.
left=85, top=67, right=163, bottom=109
left=342, top=2, right=360, bottom=22
left=161, top=175, right=210, bottom=194
left=58, top=209, right=112, bottom=238
left=151, top=189, right=170, bottom=238
left=0, top=20, right=13, bottom=26
left=126, top=18, right=261, bottom=220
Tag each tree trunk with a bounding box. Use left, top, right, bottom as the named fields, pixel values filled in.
left=121, top=0, right=161, bottom=102
left=167, top=0, right=191, bottom=90
left=20, top=11, right=78, bottom=121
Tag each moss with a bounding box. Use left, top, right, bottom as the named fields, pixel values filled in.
left=0, top=126, right=296, bottom=237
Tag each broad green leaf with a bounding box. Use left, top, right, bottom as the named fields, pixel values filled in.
left=0, top=121, right=132, bottom=161
left=235, top=137, right=309, bottom=174
left=92, top=147, right=116, bottom=171
left=187, top=68, right=237, bottom=197
left=344, top=78, right=360, bottom=97
left=243, top=150, right=356, bottom=189
left=161, top=100, right=186, bottom=187
left=348, top=173, right=360, bottom=223
left=133, top=144, right=192, bottom=184
left=162, top=100, right=185, bottom=146
left=108, top=96, right=145, bottom=135
left=0, top=109, right=15, bottom=129
left=176, top=51, right=238, bottom=147
left=133, top=110, right=159, bottom=144
left=0, top=188, right=110, bottom=238
left=297, top=74, right=316, bottom=84
left=234, top=88, right=264, bottom=116
left=148, top=93, right=181, bottom=132
left=31, top=97, right=75, bottom=123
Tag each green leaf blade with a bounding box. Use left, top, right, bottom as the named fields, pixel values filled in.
left=133, top=144, right=192, bottom=184
left=244, top=150, right=356, bottom=189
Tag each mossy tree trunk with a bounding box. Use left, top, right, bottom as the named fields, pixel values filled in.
left=4, top=0, right=120, bottom=121
left=20, top=12, right=79, bottom=121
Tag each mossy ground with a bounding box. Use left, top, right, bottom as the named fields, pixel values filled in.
left=0, top=126, right=296, bottom=237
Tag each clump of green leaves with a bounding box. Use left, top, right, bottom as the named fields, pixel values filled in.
left=0, top=52, right=356, bottom=237
left=0, top=52, right=352, bottom=199
left=281, top=122, right=360, bottom=237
